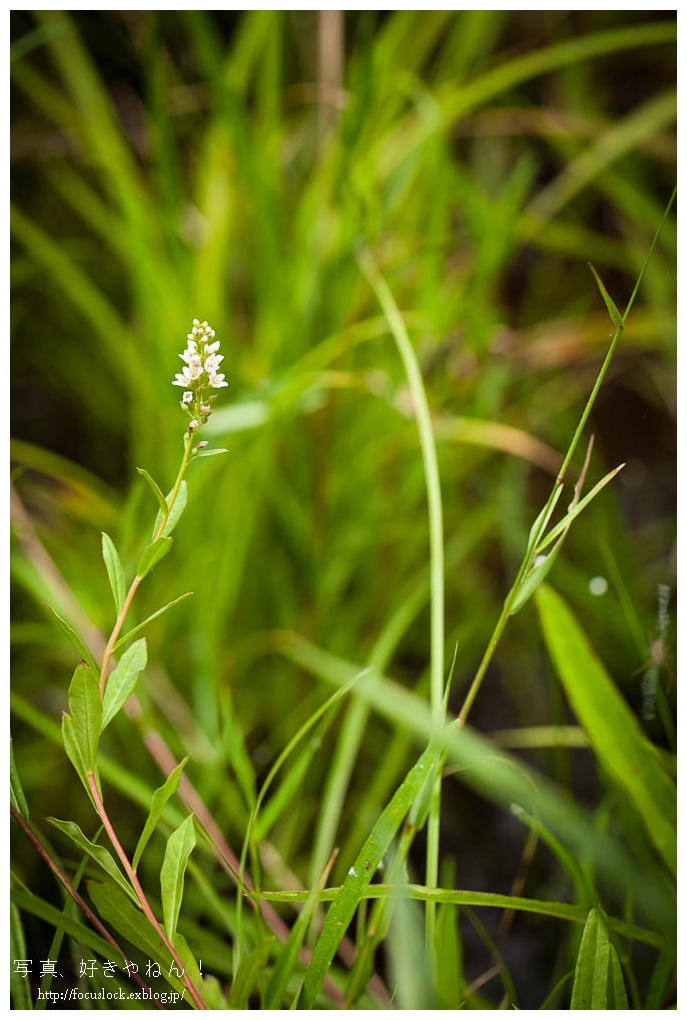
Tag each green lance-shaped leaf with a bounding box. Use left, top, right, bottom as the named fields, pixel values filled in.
left=511, top=464, right=624, bottom=615
left=101, top=532, right=127, bottom=614
left=265, top=849, right=338, bottom=1009
left=133, top=756, right=190, bottom=871
left=61, top=714, right=98, bottom=808
left=194, top=447, right=229, bottom=459
left=571, top=907, right=628, bottom=1008
left=153, top=480, right=188, bottom=539
left=536, top=584, right=677, bottom=877
left=298, top=744, right=440, bottom=1009
left=526, top=484, right=564, bottom=552
left=46, top=817, right=137, bottom=903
left=43, top=603, right=98, bottom=675
left=86, top=882, right=184, bottom=993
left=101, top=638, right=147, bottom=731
left=10, top=738, right=29, bottom=820
left=534, top=464, right=625, bottom=555
left=68, top=661, right=102, bottom=771
left=588, top=263, right=624, bottom=327
left=137, top=536, right=173, bottom=579
left=137, top=466, right=168, bottom=517
left=160, top=814, right=196, bottom=943
left=112, top=592, right=193, bottom=652
left=510, top=542, right=565, bottom=615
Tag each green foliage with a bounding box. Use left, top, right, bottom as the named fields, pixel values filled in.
left=133, top=756, right=189, bottom=871
left=10, top=10, right=675, bottom=1011
left=571, top=908, right=629, bottom=1009
left=160, top=815, right=197, bottom=943
left=536, top=583, right=677, bottom=877
left=101, top=638, right=147, bottom=731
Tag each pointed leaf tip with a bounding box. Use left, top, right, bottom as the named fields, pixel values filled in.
left=588, top=263, right=624, bottom=327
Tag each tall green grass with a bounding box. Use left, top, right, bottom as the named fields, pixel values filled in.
left=11, top=11, right=675, bottom=1009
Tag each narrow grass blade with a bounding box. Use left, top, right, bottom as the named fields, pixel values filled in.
left=46, top=817, right=137, bottom=903
left=535, top=464, right=625, bottom=554
left=137, top=535, right=173, bottom=578
left=133, top=756, right=190, bottom=871
left=535, top=584, right=676, bottom=877
left=588, top=263, right=624, bottom=327
left=11, top=884, right=125, bottom=965
left=43, top=603, right=98, bottom=674
left=67, top=661, right=101, bottom=771
left=265, top=849, right=338, bottom=1008
left=435, top=901, right=465, bottom=1008
left=571, top=907, right=628, bottom=1008
left=136, top=466, right=169, bottom=517
left=229, top=942, right=275, bottom=1009
left=10, top=738, right=29, bottom=820
left=101, top=638, right=147, bottom=731
left=258, top=885, right=660, bottom=947
left=160, top=814, right=196, bottom=943
left=101, top=532, right=127, bottom=614
left=297, top=744, right=439, bottom=1008
left=10, top=902, right=33, bottom=1009
left=153, top=480, right=188, bottom=538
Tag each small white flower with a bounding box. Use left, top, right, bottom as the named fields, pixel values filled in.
left=204, top=353, right=224, bottom=374
left=174, top=318, right=228, bottom=398
left=188, top=419, right=199, bottom=431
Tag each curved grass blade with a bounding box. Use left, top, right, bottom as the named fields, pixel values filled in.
left=10, top=738, right=29, bottom=820
left=536, top=583, right=677, bottom=877
left=101, top=531, right=126, bottom=614
left=133, top=756, right=190, bottom=871
left=101, top=638, right=147, bottom=731
left=160, top=814, right=196, bottom=943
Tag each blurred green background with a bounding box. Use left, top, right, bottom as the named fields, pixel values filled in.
left=11, top=10, right=676, bottom=1008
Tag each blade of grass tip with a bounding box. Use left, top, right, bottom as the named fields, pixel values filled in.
left=457, top=186, right=676, bottom=727
left=357, top=246, right=445, bottom=950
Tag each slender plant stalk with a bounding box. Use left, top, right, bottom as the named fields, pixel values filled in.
left=457, top=184, right=676, bottom=728
left=357, top=247, right=446, bottom=956
left=99, top=432, right=194, bottom=695
left=87, top=773, right=207, bottom=1010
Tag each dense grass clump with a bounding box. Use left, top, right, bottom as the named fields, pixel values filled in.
left=11, top=11, right=675, bottom=1010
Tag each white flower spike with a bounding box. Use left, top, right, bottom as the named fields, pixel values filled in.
left=174, top=319, right=228, bottom=435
